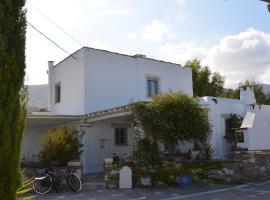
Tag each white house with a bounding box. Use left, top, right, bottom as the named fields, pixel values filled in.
left=200, top=86, right=270, bottom=159
left=48, top=47, right=192, bottom=115
left=22, top=47, right=193, bottom=173
left=22, top=46, right=270, bottom=174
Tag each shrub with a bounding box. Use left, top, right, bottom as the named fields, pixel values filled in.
left=152, top=162, right=223, bottom=186
left=133, top=92, right=211, bottom=150
left=133, top=138, right=161, bottom=169
left=38, top=126, right=82, bottom=167
left=201, top=146, right=215, bottom=160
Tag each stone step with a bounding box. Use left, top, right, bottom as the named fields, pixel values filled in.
left=82, top=181, right=106, bottom=191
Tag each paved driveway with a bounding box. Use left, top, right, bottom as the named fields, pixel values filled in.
left=33, top=181, right=270, bottom=200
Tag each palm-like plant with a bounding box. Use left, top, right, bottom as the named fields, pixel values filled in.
left=16, top=178, right=35, bottom=200
left=201, top=146, right=215, bottom=160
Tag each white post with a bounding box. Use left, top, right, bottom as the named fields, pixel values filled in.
left=119, top=166, right=132, bottom=189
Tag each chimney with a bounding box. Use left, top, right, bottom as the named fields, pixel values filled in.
left=48, top=61, right=54, bottom=72
left=133, top=54, right=146, bottom=58
left=240, top=86, right=256, bottom=105
left=48, top=61, right=54, bottom=111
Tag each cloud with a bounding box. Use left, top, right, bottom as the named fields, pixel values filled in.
left=176, top=0, right=187, bottom=6
left=129, top=20, right=173, bottom=42
left=158, top=42, right=208, bottom=65
left=158, top=28, right=270, bottom=88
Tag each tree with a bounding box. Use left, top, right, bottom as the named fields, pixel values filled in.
left=222, top=80, right=270, bottom=105
left=185, top=59, right=225, bottom=97
left=132, top=92, right=211, bottom=151
left=0, top=0, right=27, bottom=199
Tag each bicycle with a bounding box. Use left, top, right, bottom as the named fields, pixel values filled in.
left=33, top=167, right=82, bottom=194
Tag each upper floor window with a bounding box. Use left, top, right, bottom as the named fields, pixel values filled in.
left=115, top=128, right=128, bottom=145
left=55, top=83, right=61, bottom=103
left=146, top=76, right=159, bottom=97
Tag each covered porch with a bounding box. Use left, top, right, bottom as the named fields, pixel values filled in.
left=81, top=105, right=135, bottom=174
left=22, top=112, right=81, bottom=164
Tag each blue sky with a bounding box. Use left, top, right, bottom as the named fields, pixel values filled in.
left=25, top=0, right=270, bottom=88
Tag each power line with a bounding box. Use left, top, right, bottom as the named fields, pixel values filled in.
left=27, top=21, right=76, bottom=59
left=27, top=1, right=84, bottom=47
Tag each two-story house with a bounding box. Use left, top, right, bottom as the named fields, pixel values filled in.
left=22, top=47, right=193, bottom=173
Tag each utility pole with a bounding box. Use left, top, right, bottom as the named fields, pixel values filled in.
left=261, top=0, right=270, bottom=12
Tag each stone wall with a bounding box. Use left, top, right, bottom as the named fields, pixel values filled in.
left=233, top=150, right=270, bottom=181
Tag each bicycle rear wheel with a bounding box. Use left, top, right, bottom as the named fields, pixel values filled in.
left=67, top=173, right=82, bottom=192
left=33, top=174, right=53, bottom=194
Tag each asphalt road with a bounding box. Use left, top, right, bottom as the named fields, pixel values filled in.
left=33, top=181, right=270, bottom=200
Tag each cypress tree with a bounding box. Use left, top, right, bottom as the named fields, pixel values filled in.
left=0, top=0, right=27, bottom=199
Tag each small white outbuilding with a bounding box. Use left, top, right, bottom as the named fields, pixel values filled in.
left=200, top=86, right=270, bottom=159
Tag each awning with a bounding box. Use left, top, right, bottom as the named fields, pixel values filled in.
left=27, top=112, right=82, bottom=127
left=240, top=112, right=255, bottom=129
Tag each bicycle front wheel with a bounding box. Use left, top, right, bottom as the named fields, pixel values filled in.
left=67, top=173, right=82, bottom=192
left=33, top=174, right=53, bottom=194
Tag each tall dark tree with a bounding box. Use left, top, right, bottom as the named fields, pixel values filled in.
left=185, top=59, right=225, bottom=97
left=0, top=0, right=27, bottom=199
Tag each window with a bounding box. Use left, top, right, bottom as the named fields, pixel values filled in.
left=147, top=77, right=159, bottom=97
left=225, top=118, right=231, bottom=134
left=115, top=128, right=128, bottom=145
left=236, top=132, right=244, bottom=143
left=55, top=83, right=61, bottom=103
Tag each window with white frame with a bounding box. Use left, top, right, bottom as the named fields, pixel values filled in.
left=146, top=76, right=159, bottom=97
left=115, top=128, right=128, bottom=145
left=55, top=83, right=61, bottom=103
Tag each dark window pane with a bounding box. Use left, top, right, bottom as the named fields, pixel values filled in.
left=147, top=78, right=159, bottom=97
left=55, top=84, right=61, bottom=103
left=115, top=128, right=127, bottom=145
left=237, top=132, right=244, bottom=143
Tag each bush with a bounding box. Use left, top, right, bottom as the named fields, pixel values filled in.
left=133, top=138, right=161, bottom=169
left=38, top=126, right=82, bottom=167
left=201, top=146, right=215, bottom=160
left=152, top=162, right=223, bottom=186
left=133, top=92, right=211, bottom=150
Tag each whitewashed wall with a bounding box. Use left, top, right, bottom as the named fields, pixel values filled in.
left=49, top=47, right=192, bottom=115
left=48, top=49, right=85, bottom=115
left=82, top=117, right=134, bottom=174
left=84, top=48, right=192, bottom=113
left=22, top=120, right=52, bottom=162
left=248, top=105, right=270, bottom=150
left=200, top=97, right=246, bottom=159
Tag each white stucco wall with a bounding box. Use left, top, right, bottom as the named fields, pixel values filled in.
left=49, top=47, right=192, bottom=115
left=22, top=117, right=81, bottom=162
left=22, top=119, right=53, bottom=162
left=200, top=97, right=246, bottom=159
left=247, top=105, right=270, bottom=150
left=82, top=117, right=134, bottom=174
left=48, top=49, right=85, bottom=115
left=84, top=48, right=192, bottom=113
